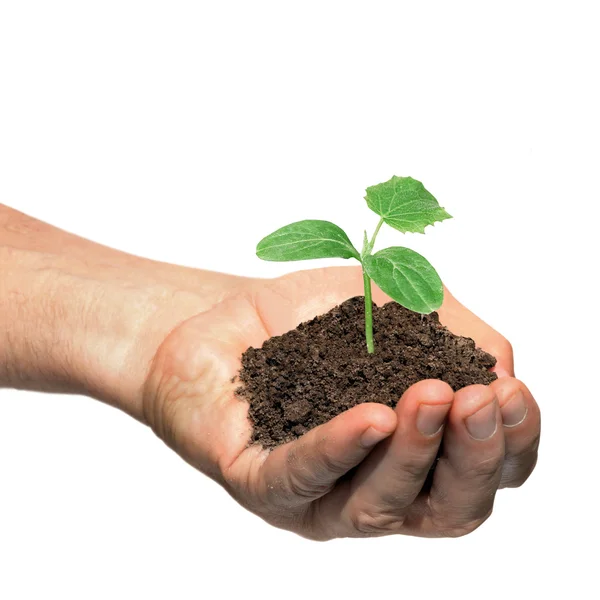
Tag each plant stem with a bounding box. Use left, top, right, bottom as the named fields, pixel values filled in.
left=363, top=270, right=374, bottom=354
left=361, top=217, right=384, bottom=354
left=369, top=217, right=385, bottom=251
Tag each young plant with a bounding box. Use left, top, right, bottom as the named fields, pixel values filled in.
left=256, top=176, right=452, bottom=353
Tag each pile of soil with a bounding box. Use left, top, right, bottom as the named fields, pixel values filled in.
left=236, top=296, right=497, bottom=448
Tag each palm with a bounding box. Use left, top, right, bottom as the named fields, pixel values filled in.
left=144, top=268, right=378, bottom=472
left=144, top=266, right=536, bottom=539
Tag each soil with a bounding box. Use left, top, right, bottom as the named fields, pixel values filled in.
left=236, top=296, right=497, bottom=449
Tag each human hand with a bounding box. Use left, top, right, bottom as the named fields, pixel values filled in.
left=142, top=266, right=540, bottom=540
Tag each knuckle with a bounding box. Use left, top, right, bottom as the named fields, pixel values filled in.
left=350, top=507, right=405, bottom=537
left=529, top=432, right=541, bottom=454
left=474, top=456, right=504, bottom=480
left=383, top=450, right=432, bottom=483
left=286, top=469, right=330, bottom=501
left=500, top=453, right=538, bottom=488
left=463, top=455, right=504, bottom=483
left=444, top=454, right=503, bottom=484
left=282, top=443, right=338, bottom=501
left=400, top=456, right=431, bottom=481
left=317, top=441, right=351, bottom=475
left=500, top=432, right=540, bottom=488
left=432, top=509, right=493, bottom=538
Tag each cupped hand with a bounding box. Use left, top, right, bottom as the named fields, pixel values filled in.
left=142, top=267, right=540, bottom=540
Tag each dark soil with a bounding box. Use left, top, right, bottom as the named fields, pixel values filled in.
left=236, top=296, right=497, bottom=449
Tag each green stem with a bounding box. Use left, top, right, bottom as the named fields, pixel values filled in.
left=363, top=270, right=374, bottom=354
left=369, top=217, right=385, bottom=251
left=361, top=217, right=384, bottom=354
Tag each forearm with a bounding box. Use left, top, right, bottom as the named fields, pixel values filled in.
left=0, top=205, right=241, bottom=420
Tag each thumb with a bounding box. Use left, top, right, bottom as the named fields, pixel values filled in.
left=257, top=402, right=397, bottom=509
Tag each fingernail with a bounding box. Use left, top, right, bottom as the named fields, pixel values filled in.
left=417, top=403, right=452, bottom=436
left=360, top=427, right=390, bottom=448
left=501, top=390, right=528, bottom=427
left=465, top=399, right=498, bottom=440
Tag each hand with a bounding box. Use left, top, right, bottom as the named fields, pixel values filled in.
left=142, top=266, right=540, bottom=540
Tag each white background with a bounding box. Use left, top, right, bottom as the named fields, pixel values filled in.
left=1, top=1, right=598, bottom=598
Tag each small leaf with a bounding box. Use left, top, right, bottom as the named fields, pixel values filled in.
left=361, top=230, right=369, bottom=256
left=257, top=220, right=360, bottom=262
left=365, top=176, right=452, bottom=234
left=364, top=247, right=443, bottom=313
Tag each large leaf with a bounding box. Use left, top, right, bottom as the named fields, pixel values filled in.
left=365, top=176, right=452, bottom=234
left=256, top=220, right=360, bottom=262
left=364, top=246, right=443, bottom=313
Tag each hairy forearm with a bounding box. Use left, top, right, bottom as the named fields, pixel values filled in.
left=0, top=205, right=241, bottom=420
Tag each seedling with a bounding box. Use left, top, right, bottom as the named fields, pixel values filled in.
left=256, top=176, right=452, bottom=353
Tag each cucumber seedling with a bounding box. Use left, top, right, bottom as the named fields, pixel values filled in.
left=256, top=176, right=452, bottom=353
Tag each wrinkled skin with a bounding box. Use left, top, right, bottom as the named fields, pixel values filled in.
left=142, top=266, right=540, bottom=540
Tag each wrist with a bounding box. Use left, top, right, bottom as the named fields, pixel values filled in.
left=0, top=237, right=244, bottom=421
left=0, top=205, right=248, bottom=419
left=61, top=269, right=243, bottom=421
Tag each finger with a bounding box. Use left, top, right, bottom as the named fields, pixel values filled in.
left=487, top=339, right=514, bottom=379
left=437, top=288, right=515, bottom=377
left=316, top=380, right=454, bottom=538
left=491, top=377, right=541, bottom=488
left=257, top=402, right=397, bottom=510
left=425, top=384, right=505, bottom=537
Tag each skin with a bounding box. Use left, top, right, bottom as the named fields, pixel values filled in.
left=0, top=205, right=541, bottom=540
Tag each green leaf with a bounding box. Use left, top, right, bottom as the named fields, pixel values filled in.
left=365, top=176, right=452, bottom=234
left=363, top=247, right=444, bottom=313
left=256, top=220, right=360, bottom=262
